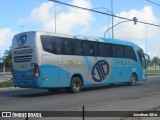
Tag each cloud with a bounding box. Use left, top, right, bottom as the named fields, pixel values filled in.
left=0, top=28, right=14, bottom=46
left=100, top=6, right=160, bottom=41
left=19, top=0, right=93, bottom=34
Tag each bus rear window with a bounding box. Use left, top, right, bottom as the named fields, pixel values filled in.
left=41, top=36, right=56, bottom=54
left=41, top=35, right=63, bottom=54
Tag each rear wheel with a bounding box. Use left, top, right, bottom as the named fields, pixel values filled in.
left=129, top=74, right=137, bottom=86
left=70, top=77, right=82, bottom=93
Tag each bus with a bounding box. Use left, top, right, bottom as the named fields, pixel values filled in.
left=12, top=31, right=149, bottom=93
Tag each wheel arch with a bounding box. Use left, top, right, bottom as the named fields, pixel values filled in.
left=71, top=73, right=84, bottom=86
left=132, top=72, right=138, bottom=81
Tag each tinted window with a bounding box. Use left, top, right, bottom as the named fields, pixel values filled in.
left=80, top=41, right=88, bottom=55
left=137, top=49, right=145, bottom=67
left=56, top=37, right=63, bottom=54
left=113, top=45, right=124, bottom=58
left=125, top=46, right=137, bottom=61
left=106, top=44, right=113, bottom=57
left=62, top=38, right=71, bottom=55
left=99, top=43, right=105, bottom=57
left=70, top=40, right=78, bottom=55
left=88, top=42, right=98, bottom=56
left=99, top=43, right=113, bottom=57
left=41, top=35, right=138, bottom=61
left=41, top=35, right=61, bottom=54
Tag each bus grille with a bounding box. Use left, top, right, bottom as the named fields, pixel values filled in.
left=14, top=55, right=32, bottom=63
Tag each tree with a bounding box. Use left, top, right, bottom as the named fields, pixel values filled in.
left=152, top=57, right=160, bottom=70
left=3, top=50, right=12, bottom=68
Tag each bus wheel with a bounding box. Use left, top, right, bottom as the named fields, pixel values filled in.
left=70, top=77, right=82, bottom=93
left=129, top=74, right=137, bottom=86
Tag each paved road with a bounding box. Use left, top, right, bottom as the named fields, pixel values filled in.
left=0, top=76, right=160, bottom=111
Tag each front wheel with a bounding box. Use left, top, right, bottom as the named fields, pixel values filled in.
left=70, top=77, right=82, bottom=93
left=129, top=74, right=137, bottom=86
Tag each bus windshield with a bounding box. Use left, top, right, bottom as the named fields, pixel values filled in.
left=137, top=49, right=149, bottom=68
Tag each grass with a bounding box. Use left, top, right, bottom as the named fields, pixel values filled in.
left=0, top=80, right=14, bottom=88
left=147, top=70, right=160, bottom=76
left=148, top=70, right=160, bottom=73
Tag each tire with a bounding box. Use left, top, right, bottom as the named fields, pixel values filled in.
left=129, top=74, right=137, bottom=86
left=70, top=77, right=82, bottom=93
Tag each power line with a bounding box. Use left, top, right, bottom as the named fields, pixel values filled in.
left=146, top=0, right=160, bottom=7
left=49, top=0, right=160, bottom=27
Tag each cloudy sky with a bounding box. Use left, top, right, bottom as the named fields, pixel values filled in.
left=0, top=0, right=160, bottom=59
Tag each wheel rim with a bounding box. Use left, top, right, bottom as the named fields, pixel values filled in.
left=131, top=75, right=136, bottom=85
left=73, top=80, right=80, bottom=91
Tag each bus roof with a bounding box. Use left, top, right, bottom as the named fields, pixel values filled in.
left=14, top=31, right=140, bottom=48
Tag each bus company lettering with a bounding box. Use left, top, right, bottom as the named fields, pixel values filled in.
left=59, top=59, right=81, bottom=65
left=92, top=60, right=109, bottom=82
left=116, top=60, right=134, bottom=66
left=13, top=49, right=33, bottom=56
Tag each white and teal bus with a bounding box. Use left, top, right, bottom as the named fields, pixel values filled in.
left=12, top=31, right=149, bottom=93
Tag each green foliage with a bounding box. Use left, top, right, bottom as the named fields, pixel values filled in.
left=148, top=70, right=160, bottom=73
left=3, top=50, right=12, bottom=67
left=0, top=80, right=13, bottom=88
left=148, top=57, right=160, bottom=70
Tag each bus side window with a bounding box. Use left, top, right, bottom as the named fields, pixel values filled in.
left=80, top=42, right=85, bottom=55
left=70, top=40, right=77, bottom=55
left=113, top=45, right=124, bottom=58
left=41, top=36, right=57, bottom=54
left=98, top=43, right=113, bottom=57
left=106, top=44, right=113, bottom=57
left=125, top=46, right=137, bottom=61
left=64, top=39, right=71, bottom=54
left=47, top=40, right=57, bottom=54
left=56, top=37, right=62, bottom=54
left=88, top=42, right=98, bottom=56
left=98, top=43, right=104, bottom=57
left=80, top=41, right=88, bottom=56
left=76, top=41, right=81, bottom=55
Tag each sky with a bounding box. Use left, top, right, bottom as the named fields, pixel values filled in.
left=0, top=0, right=160, bottom=59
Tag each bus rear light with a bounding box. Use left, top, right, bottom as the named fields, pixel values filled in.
left=33, top=63, right=40, bottom=78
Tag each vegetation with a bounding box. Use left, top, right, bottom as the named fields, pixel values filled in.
left=148, top=70, right=160, bottom=73
left=3, top=50, right=12, bottom=68
left=148, top=57, right=160, bottom=70
left=0, top=49, right=12, bottom=72
left=0, top=80, right=13, bottom=88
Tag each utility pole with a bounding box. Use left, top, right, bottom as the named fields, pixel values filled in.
left=54, top=2, right=57, bottom=33
left=145, top=26, right=148, bottom=53
left=111, top=0, right=114, bottom=39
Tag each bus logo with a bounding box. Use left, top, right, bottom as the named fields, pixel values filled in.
left=17, top=35, right=27, bottom=46
left=92, top=60, right=109, bottom=82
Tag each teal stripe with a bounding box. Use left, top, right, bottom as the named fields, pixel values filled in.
left=84, top=56, right=92, bottom=73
